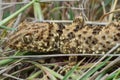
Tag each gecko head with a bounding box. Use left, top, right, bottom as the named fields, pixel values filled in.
left=8, top=22, right=60, bottom=52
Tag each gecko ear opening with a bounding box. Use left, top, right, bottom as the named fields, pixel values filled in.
left=73, top=13, right=85, bottom=25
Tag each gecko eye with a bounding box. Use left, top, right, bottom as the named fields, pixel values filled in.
left=22, top=34, right=33, bottom=44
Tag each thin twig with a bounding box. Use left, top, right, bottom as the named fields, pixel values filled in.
left=0, top=63, right=20, bottom=74
left=101, top=1, right=107, bottom=21
left=35, top=20, right=108, bottom=25
left=109, top=0, right=118, bottom=22
left=0, top=0, right=79, bottom=5
left=0, top=53, right=120, bottom=60
left=2, top=73, right=24, bottom=80
left=100, top=9, right=120, bottom=21
left=0, top=5, right=14, bottom=10
left=11, top=0, right=29, bottom=33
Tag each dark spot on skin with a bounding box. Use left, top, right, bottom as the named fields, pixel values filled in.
left=83, top=31, right=87, bottom=34
left=107, top=47, right=111, bottom=50
left=49, top=34, right=54, bottom=37
left=73, top=25, right=79, bottom=32
left=73, top=25, right=82, bottom=32
left=75, top=40, right=80, bottom=46
left=117, top=26, right=120, bottom=30
left=85, top=39, right=89, bottom=44
left=47, top=42, right=50, bottom=47
left=92, top=27, right=102, bottom=35
left=49, top=23, right=54, bottom=29
left=43, top=39, right=49, bottom=43
left=14, top=41, right=19, bottom=44
left=65, top=29, right=70, bottom=31
left=57, top=23, right=65, bottom=30
left=67, top=32, right=75, bottom=39
left=34, top=30, right=39, bottom=33
left=88, top=36, right=92, bottom=39
left=27, top=46, right=33, bottom=50
left=102, top=36, right=106, bottom=40
left=54, top=36, right=59, bottom=42
left=112, top=33, right=120, bottom=41
left=78, top=34, right=81, bottom=38
left=114, top=37, right=118, bottom=41
left=102, top=44, right=106, bottom=48
left=33, top=46, right=38, bottom=50
left=83, top=37, right=86, bottom=40
left=46, top=36, right=50, bottom=40
left=99, top=42, right=103, bottom=45
left=88, top=24, right=93, bottom=27
left=87, top=36, right=98, bottom=45
left=106, top=41, right=110, bottom=44
left=92, top=40, right=97, bottom=45
left=105, top=25, right=109, bottom=29
left=37, top=35, right=43, bottom=40
left=116, top=33, right=120, bottom=37
left=56, top=30, right=63, bottom=35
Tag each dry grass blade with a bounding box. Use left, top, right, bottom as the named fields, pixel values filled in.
left=38, top=20, right=108, bottom=25
left=2, top=73, right=24, bottom=80
left=0, top=54, right=120, bottom=60
left=99, top=9, right=120, bottom=21
left=109, top=0, right=118, bottom=21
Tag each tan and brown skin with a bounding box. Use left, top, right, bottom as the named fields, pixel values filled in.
left=8, top=16, right=120, bottom=55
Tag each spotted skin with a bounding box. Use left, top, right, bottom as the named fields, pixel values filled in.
left=8, top=17, right=120, bottom=54
left=60, top=21, right=120, bottom=54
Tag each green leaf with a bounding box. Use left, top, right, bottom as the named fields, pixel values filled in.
left=33, top=1, right=44, bottom=21
left=95, top=72, right=106, bottom=80
left=0, top=51, right=27, bottom=66
left=113, top=70, right=120, bottom=80
left=0, top=26, right=16, bottom=31
left=106, top=71, right=117, bottom=80
left=28, top=61, right=63, bottom=80
left=69, top=9, right=74, bottom=20
left=27, top=71, right=42, bottom=80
